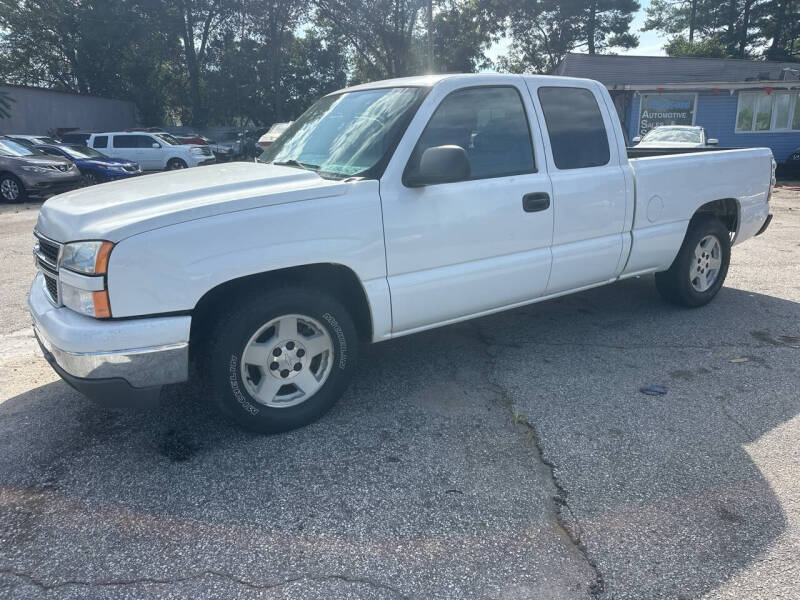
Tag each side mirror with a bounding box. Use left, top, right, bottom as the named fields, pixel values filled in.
left=152, top=142, right=161, bottom=148
left=632, top=136, right=641, bottom=143
left=707, top=138, right=719, bottom=146
left=405, top=145, right=470, bottom=187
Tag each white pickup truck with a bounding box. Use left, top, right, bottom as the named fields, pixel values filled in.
left=30, top=74, right=775, bottom=433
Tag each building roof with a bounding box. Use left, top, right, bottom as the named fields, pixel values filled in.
left=554, top=53, right=800, bottom=86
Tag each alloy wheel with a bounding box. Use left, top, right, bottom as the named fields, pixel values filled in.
left=0, top=178, right=20, bottom=201
left=240, top=314, right=334, bottom=408
left=689, top=234, right=722, bottom=293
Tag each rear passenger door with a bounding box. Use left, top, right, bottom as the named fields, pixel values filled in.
left=380, top=80, right=554, bottom=334
left=109, top=134, right=143, bottom=166
left=528, top=82, right=629, bottom=294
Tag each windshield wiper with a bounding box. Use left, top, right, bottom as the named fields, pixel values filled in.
left=272, top=159, right=319, bottom=171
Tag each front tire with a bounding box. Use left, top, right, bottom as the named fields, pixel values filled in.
left=205, top=286, right=358, bottom=433
left=0, top=174, right=26, bottom=203
left=655, top=215, right=731, bottom=307
left=166, top=158, right=188, bottom=170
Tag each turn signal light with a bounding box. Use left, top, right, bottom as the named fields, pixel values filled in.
left=93, top=290, right=111, bottom=319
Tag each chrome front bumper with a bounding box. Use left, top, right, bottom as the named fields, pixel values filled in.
left=33, top=322, right=188, bottom=388
left=29, top=273, right=190, bottom=405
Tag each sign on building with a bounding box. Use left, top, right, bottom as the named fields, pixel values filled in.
left=638, top=93, right=697, bottom=136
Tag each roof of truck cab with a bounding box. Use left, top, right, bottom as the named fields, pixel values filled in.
left=334, top=73, right=600, bottom=95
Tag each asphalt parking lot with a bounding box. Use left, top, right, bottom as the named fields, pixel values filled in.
left=1, top=186, right=799, bottom=599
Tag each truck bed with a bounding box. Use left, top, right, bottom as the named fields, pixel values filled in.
left=627, top=146, right=737, bottom=159
left=624, top=147, right=773, bottom=282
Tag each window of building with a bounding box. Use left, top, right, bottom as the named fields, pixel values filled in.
left=538, top=86, right=610, bottom=169
left=407, top=86, right=536, bottom=182
left=736, top=91, right=800, bottom=132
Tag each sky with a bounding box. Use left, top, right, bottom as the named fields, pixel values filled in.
left=485, top=0, right=666, bottom=66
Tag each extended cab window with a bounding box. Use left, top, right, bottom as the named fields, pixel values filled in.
left=113, top=135, right=138, bottom=149
left=93, top=136, right=108, bottom=148
left=537, top=87, right=610, bottom=170
left=408, top=86, right=535, bottom=181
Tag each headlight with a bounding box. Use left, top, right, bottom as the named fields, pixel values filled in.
left=21, top=165, right=50, bottom=173
left=190, top=147, right=204, bottom=155
left=61, top=240, right=114, bottom=275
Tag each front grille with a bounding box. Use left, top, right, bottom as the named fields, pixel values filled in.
left=43, top=272, right=59, bottom=301
left=33, top=230, right=62, bottom=305
left=199, top=147, right=212, bottom=156
left=123, top=165, right=138, bottom=172
left=37, top=237, right=60, bottom=266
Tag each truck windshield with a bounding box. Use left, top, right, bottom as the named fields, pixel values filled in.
left=260, top=87, right=427, bottom=179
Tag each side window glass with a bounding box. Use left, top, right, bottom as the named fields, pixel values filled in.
left=113, top=135, right=137, bottom=149
left=408, top=86, right=535, bottom=181
left=537, top=87, right=611, bottom=169
left=138, top=135, right=157, bottom=148
left=93, top=136, right=108, bottom=148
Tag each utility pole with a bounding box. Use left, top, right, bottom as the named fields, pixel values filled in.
left=427, top=0, right=434, bottom=73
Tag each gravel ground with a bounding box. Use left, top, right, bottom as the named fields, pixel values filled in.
left=0, top=186, right=798, bottom=599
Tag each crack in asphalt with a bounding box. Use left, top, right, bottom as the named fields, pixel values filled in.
left=718, top=399, right=757, bottom=443
left=0, top=568, right=410, bottom=598
left=467, top=322, right=606, bottom=598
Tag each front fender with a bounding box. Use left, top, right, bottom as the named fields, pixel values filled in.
left=107, top=180, right=386, bottom=322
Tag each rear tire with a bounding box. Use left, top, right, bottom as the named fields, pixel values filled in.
left=0, top=174, right=26, bottom=203
left=204, top=286, right=358, bottom=433
left=655, top=215, right=731, bottom=307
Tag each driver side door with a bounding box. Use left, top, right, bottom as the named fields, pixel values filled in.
left=380, top=80, right=554, bottom=335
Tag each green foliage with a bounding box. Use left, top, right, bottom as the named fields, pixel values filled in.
left=6, top=0, right=796, bottom=129
left=644, top=0, right=800, bottom=59
left=497, top=0, right=641, bottom=74
left=664, top=35, right=728, bottom=56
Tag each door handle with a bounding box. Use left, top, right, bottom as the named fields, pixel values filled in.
left=522, top=192, right=550, bottom=212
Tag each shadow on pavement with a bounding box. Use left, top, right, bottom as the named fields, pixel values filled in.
left=0, top=275, right=798, bottom=599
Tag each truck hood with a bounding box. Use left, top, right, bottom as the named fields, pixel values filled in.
left=36, top=162, right=343, bottom=242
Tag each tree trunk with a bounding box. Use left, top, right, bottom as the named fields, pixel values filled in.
left=689, top=0, right=697, bottom=43
left=739, top=0, right=751, bottom=57
left=427, top=0, right=433, bottom=72
left=726, top=0, right=738, bottom=54
left=767, top=0, right=786, bottom=60
left=587, top=0, right=597, bottom=54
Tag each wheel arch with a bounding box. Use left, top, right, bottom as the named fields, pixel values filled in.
left=190, top=263, right=374, bottom=355
left=167, top=157, right=187, bottom=168
left=691, top=198, right=740, bottom=241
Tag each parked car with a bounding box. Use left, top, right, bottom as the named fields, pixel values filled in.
left=0, top=137, right=82, bottom=202
left=5, top=134, right=61, bottom=146
left=257, top=122, right=292, bottom=149
left=29, top=74, right=774, bottom=434
left=38, top=143, right=142, bottom=185
left=203, top=138, right=235, bottom=162
left=59, top=131, right=95, bottom=145
left=632, top=125, right=718, bottom=148
left=86, top=131, right=214, bottom=171
left=781, top=147, right=800, bottom=178
left=172, top=133, right=206, bottom=145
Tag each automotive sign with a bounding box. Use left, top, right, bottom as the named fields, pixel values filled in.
left=638, top=94, right=696, bottom=136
